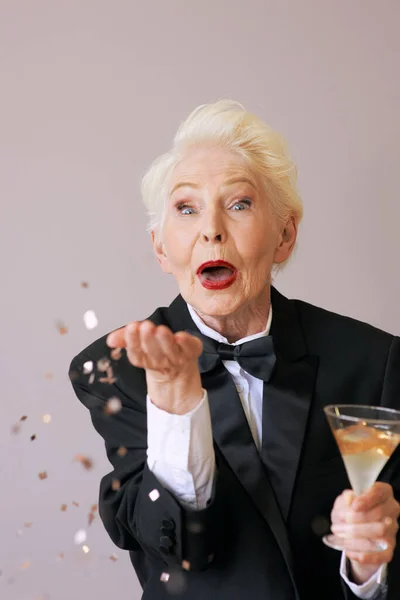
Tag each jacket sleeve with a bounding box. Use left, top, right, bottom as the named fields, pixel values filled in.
left=342, top=336, right=400, bottom=600
left=68, top=350, right=221, bottom=572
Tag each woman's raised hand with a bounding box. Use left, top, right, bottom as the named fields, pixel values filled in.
left=107, top=321, right=204, bottom=415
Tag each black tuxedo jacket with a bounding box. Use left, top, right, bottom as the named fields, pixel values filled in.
left=69, top=287, right=400, bottom=600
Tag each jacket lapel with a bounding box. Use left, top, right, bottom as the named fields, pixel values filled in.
left=261, top=287, right=318, bottom=520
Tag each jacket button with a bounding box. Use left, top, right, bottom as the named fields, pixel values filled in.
left=159, top=536, right=173, bottom=553
left=161, top=518, right=175, bottom=531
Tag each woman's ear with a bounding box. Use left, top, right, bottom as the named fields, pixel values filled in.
left=151, top=230, right=172, bottom=274
left=273, top=216, right=297, bottom=265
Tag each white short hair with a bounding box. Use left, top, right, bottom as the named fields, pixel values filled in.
left=141, top=99, right=303, bottom=240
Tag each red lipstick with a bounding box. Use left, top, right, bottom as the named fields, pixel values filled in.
left=197, top=260, right=238, bottom=290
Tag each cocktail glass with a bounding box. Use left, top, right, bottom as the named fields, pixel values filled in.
left=322, top=404, right=400, bottom=551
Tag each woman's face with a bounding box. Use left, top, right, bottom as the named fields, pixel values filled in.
left=153, top=146, right=295, bottom=318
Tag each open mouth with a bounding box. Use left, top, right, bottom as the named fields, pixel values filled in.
left=197, top=261, right=238, bottom=290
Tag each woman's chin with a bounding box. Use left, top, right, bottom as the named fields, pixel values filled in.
left=189, top=292, right=242, bottom=318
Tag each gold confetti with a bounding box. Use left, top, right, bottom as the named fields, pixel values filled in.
left=91, top=504, right=98, bottom=512
left=117, top=446, right=128, bottom=457
left=56, top=321, right=68, bottom=335
left=11, top=423, right=21, bottom=435
left=24, top=522, right=32, bottom=528
left=97, top=358, right=110, bottom=372
left=182, top=560, right=191, bottom=571
left=57, top=552, right=65, bottom=560
left=38, top=471, right=48, bottom=480
left=88, top=512, right=95, bottom=526
left=21, top=561, right=31, bottom=570
left=110, top=553, right=118, bottom=562
left=42, top=414, right=52, bottom=424
left=104, top=397, right=122, bottom=415
left=60, top=504, right=67, bottom=512
left=82, top=545, right=90, bottom=554
left=44, top=372, right=54, bottom=380
left=81, top=281, right=89, bottom=288
left=110, top=347, right=122, bottom=360
left=72, top=501, right=80, bottom=507
left=20, top=415, right=28, bottom=422
left=74, top=454, right=94, bottom=470
left=111, top=479, right=121, bottom=491
left=30, top=434, right=36, bottom=441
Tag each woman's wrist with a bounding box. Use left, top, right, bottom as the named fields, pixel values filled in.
left=146, top=367, right=203, bottom=415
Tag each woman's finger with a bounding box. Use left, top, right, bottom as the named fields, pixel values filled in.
left=331, top=517, right=397, bottom=540
left=140, top=321, right=176, bottom=370
left=125, top=322, right=146, bottom=368
left=175, top=331, right=203, bottom=361
left=107, top=326, right=129, bottom=348
left=337, top=498, right=400, bottom=525
left=345, top=545, right=394, bottom=566
left=155, top=326, right=185, bottom=366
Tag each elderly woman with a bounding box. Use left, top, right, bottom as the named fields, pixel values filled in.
left=69, top=100, right=400, bottom=600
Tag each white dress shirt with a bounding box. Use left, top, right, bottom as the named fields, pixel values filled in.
left=146, top=303, right=386, bottom=599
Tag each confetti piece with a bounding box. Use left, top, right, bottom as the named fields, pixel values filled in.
left=181, top=560, right=191, bottom=571
left=57, top=553, right=65, bottom=561
left=105, top=397, right=122, bottom=415
left=74, top=529, right=87, bottom=545
left=81, top=281, right=89, bottom=288
left=56, top=321, right=68, bottom=335
left=83, top=361, right=93, bottom=374
left=44, top=372, right=54, bottom=380
left=69, top=370, right=79, bottom=382
left=88, top=512, right=95, bottom=526
left=88, top=373, right=95, bottom=385
left=20, top=415, right=28, bottom=422
left=110, top=347, right=122, bottom=360
left=24, top=523, right=32, bottom=528
left=21, top=561, right=31, bottom=570
left=11, top=423, right=21, bottom=435
left=149, top=489, right=160, bottom=502
left=38, top=471, right=48, bottom=480
left=82, top=545, right=90, bottom=554
left=30, top=434, right=36, bottom=441
left=60, top=504, right=67, bottom=512
left=91, top=504, right=98, bottom=512
left=72, top=501, right=80, bottom=507
left=117, top=446, right=127, bottom=457
left=83, top=310, right=98, bottom=330
left=111, top=479, right=121, bottom=491
left=110, top=554, right=118, bottom=562
left=74, top=455, right=94, bottom=470
left=42, top=414, right=51, bottom=424
left=160, top=572, right=170, bottom=582
left=97, top=358, right=110, bottom=372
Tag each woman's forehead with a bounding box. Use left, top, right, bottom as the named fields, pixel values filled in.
left=169, top=147, right=258, bottom=192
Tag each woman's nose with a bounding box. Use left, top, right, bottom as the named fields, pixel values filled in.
left=200, top=212, right=226, bottom=244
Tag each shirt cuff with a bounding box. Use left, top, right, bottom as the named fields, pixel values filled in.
left=146, top=390, right=215, bottom=510
left=340, top=552, right=387, bottom=599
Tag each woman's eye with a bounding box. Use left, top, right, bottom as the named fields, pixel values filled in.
left=232, top=198, right=252, bottom=211
left=177, top=204, right=195, bottom=215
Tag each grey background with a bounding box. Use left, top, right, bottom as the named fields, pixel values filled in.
left=1, top=1, right=399, bottom=599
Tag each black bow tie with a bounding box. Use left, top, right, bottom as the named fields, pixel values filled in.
left=187, top=330, right=277, bottom=382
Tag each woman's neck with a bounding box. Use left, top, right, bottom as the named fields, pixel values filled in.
left=196, top=288, right=271, bottom=343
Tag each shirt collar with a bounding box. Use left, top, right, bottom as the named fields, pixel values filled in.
left=187, top=303, right=272, bottom=346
